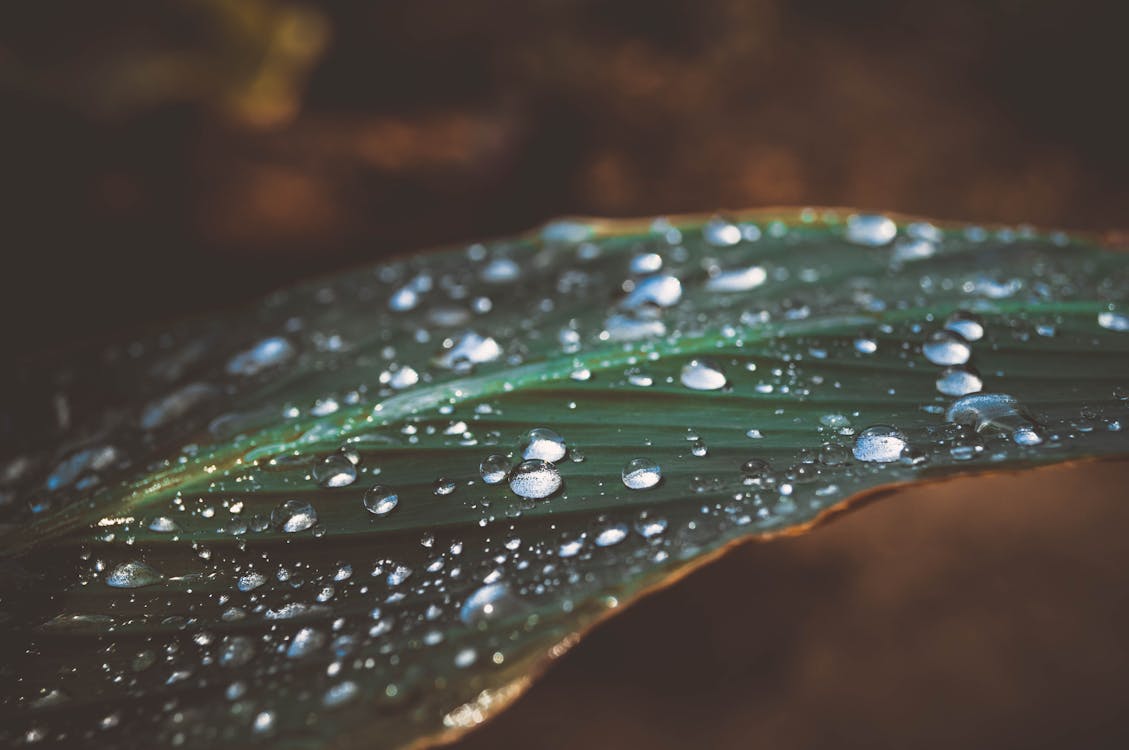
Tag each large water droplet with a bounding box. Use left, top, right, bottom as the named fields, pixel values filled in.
left=680, top=359, right=727, bottom=391
left=622, top=458, right=662, bottom=489
left=508, top=459, right=562, bottom=499
left=923, top=330, right=972, bottom=366
left=845, top=214, right=897, bottom=247
left=945, top=393, right=1040, bottom=438
left=363, top=485, right=399, bottom=516
left=936, top=366, right=983, bottom=397
left=479, top=454, right=511, bottom=485
left=852, top=425, right=909, bottom=463
left=271, top=499, right=318, bottom=533
left=519, top=427, right=567, bottom=462
left=105, top=561, right=163, bottom=589
left=313, top=454, right=357, bottom=488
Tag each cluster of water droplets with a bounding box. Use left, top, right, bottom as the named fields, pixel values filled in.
left=4, top=210, right=1128, bottom=748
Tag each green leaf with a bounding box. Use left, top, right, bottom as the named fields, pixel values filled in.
left=2, top=210, right=1128, bottom=749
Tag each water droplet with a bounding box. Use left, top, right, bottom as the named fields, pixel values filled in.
left=433, top=477, right=457, bottom=496
left=313, top=454, right=357, bottom=488
left=460, top=582, right=519, bottom=625
left=323, top=681, right=359, bottom=708
left=943, top=310, right=985, bottom=342
left=706, top=265, right=767, bottom=292
left=635, top=516, right=668, bottom=538
left=935, top=366, right=983, bottom=397
left=148, top=517, right=178, bottom=533
left=680, top=359, right=727, bottom=391
left=226, top=337, right=294, bottom=377
left=854, top=337, right=878, bottom=355
left=852, top=426, right=909, bottom=463
left=287, top=627, right=326, bottom=659
left=508, top=460, right=562, bottom=499
left=595, top=524, right=628, bottom=547
left=271, top=499, right=318, bottom=533
left=622, top=274, right=683, bottom=309
left=219, top=635, right=255, bottom=667
left=363, top=485, right=399, bottom=516
left=434, top=331, right=503, bottom=369
left=140, top=383, right=217, bottom=430
left=519, top=427, right=567, bottom=462
left=237, top=572, right=266, bottom=592
left=479, top=454, right=511, bottom=485
left=603, top=314, right=666, bottom=342
left=105, top=561, right=162, bottom=589
left=845, top=214, right=897, bottom=247
left=386, top=365, right=420, bottom=389
left=252, top=710, right=276, bottom=734
left=1098, top=311, right=1129, bottom=332
left=690, top=439, right=708, bottom=457
left=923, top=330, right=972, bottom=366
left=703, top=217, right=742, bottom=247
left=630, top=252, right=663, bottom=274
left=622, top=458, right=662, bottom=490
left=945, top=393, right=1039, bottom=437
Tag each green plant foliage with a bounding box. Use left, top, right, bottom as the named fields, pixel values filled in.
left=2, top=210, right=1128, bottom=749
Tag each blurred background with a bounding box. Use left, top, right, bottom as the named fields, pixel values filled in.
left=3, top=0, right=1129, bottom=358
left=3, top=3, right=1129, bottom=747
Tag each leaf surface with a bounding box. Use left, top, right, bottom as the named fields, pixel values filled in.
left=2, top=210, right=1128, bottom=748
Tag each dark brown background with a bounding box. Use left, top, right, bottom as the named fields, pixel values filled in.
left=3, top=2, right=1128, bottom=747
left=3, top=0, right=1129, bottom=357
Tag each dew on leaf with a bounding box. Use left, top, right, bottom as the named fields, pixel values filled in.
left=363, top=485, right=399, bottom=515
left=270, top=499, right=318, bottom=533
left=923, top=329, right=972, bottom=366
left=313, top=454, right=357, bottom=488
left=105, top=561, right=163, bottom=589
left=508, top=460, right=562, bottom=499
left=622, top=458, right=662, bottom=489
left=680, top=359, right=727, bottom=391
left=852, top=425, right=909, bottom=463
left=519, top=427, right=567, bottom=462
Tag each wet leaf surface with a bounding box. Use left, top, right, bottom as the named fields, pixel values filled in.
left=2, top=210, right=1128, bottom=748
